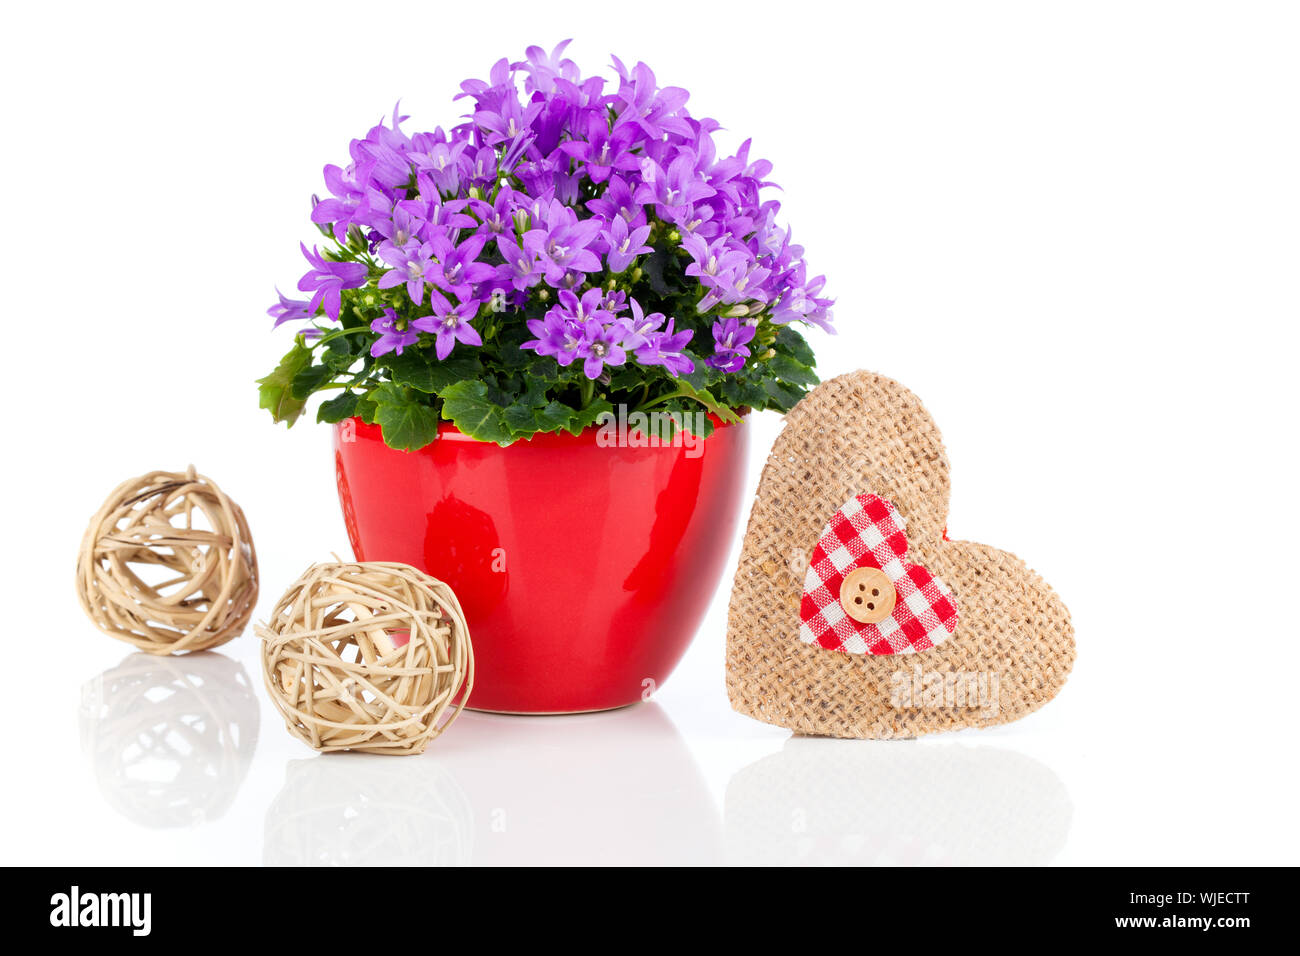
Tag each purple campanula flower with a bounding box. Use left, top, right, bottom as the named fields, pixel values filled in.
left=377, top=240, right=436, bottom=305
left=586, top=175, right=646, bottom=230
left=494, top=233, right=543, bottom=291
left=374, top=203, right=425, bottom=252
left=577, top=319, right=631, bottom=380
left=427, top=233, right=495, bottom=300
left=475, top=95, right=542, bottom=147
left=522, top=201, right=603, bottom=287
left=634, top=154, right=716, bottom=223
left=521, top=309, right=586, bottom=366
left=268, top=289, right=313, bottom=328
left=621, top=297, right=664, bottom=348
left=682, top=233, right=749, bottom=288
left=455, top=56, right=515, bottom=112
left=601, top=288, right=629, bottom=316
left=558, top=112, right=640, bottom=184
left=411, top=292, right=483, bottom=359
left=515, top=39, right=580, bottom=94
left=521, top=287, right=613, bottom=368
left=470, top=187, right=519, bottom=237
left=370, top=308, right=419, bottom=357
left=603, top=215, right=652, bottom=273
left=705, top=316, right=756, bottom=373
left=311, top=163, right=372, bottom=242
left=297, top=243, right=367, bottom=320
left=635, top=318, right=695, bottom=377
left=409, top=134, right=468, bottom=194
left=271, top=45, right=835, bottom=406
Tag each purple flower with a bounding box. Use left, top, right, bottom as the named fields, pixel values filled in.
left=586, top=175, right=646, bottom=229
left=494, top=233, right=543, bottom=291
left=408, top=134, right=468, bottom=194
left=470, top=187, right=519, bottom=237
left=411, top=292, right=482, bottom=359
left=522, top=201, right=603, bottom=286
left=521, top=288, right=613, bottom=368
left=268, top=289, right=313, bottom=327
left=375, top=202, right=425, bottom=251
left=621, top=297, right=664, bottom=348
left=311, top=164, right=370, bottom=241
left=635, top=318, right=695, bottom=377
left=603, top=215, right=652, bottom=273
left=577, top=320, right=630, bottom=379
left=771, top=268, right=835, bottom=332
left=515, top=39, right=579, bottom=94
left=427, top=233, right=496, bottom=300
left=370, top=308, right=419, bottom=357
left=269, top=45, right=834, bottom=420
left=634, top=153, right=715, bottom=221
left=297, top=244, right=367, bottom=320
left=705, top=316, right=756, bottom=372
left=521, top=309, right=586, bottom=366
left=377, top=240, right=435, bottom=305
left=558, top=112, right=640, bottom=184
left=475, top=95, right=542, bottom=147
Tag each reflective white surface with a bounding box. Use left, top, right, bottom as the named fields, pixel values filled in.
left=21, top=628, right=1289, bottom=865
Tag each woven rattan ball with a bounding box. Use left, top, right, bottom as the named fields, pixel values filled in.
left=257, top=561, right=474, bottom=755
left=76, top=467, right=259, bottom=655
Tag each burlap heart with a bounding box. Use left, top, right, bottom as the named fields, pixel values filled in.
left=726, top=370, right=1075, bottom=738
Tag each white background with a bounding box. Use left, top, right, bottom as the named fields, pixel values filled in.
left=2, top=0, right=1296, bottom=865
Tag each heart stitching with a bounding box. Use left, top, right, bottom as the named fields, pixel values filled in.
left=798, top=493, right=959, bottom=655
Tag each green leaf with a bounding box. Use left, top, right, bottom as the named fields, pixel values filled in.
left=767, top=352, right=819, bottom=387
left=762, top=378, right=805, bottom=412
left=257, top=338, right=313, bottom=426
left=775, top=325, right=817, bottom=367
left=321, top=335, right=360, bottom=370
left=566, top=398, right=614, bottom=435
left=317, top=390, right=360, bottom=424
left=371, top=384, right=442, bottom=451
left=673, top=379, right=741, bottom=424
left=503, top=399, right=575, bottom=437
left=719, top=377, right=769, bottom=409
left=386, top=351, right=484, bottom=393
left=438, top=380, right=513, bottom=445
left=356, top=394, right=379, bottom=425
left=291, top=362, right=333, bottom=400
left=536, top=400, right=576, bottom=433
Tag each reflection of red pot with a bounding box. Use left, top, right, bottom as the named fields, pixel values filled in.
left=334, top=415, right=750, bottom=713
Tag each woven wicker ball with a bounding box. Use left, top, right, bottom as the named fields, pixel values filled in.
left=257, top=561, right=474, bottom=755
left=76, top=467, right=259, bottom=655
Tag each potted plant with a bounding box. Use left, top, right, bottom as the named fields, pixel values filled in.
left=259, top=42, right=833, bottom=712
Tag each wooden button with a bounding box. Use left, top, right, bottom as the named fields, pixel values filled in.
left=840, top=566, right=896, bottom=624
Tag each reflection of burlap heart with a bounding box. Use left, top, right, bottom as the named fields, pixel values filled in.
left=726, top=371, right=1074, bottom=738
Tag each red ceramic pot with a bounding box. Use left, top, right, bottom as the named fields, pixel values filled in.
left=334, top=415, right=750, bottom=713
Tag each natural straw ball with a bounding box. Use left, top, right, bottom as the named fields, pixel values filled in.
left=257, top=561, right=474, bottom=755
left=76, top=467, right=259, bottom=655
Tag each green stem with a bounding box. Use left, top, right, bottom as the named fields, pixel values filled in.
left=308, top=326, right=373, bottom=348
left=639, top=388, right=689, bottom=411
left=579, top=377, right=595, bottom=408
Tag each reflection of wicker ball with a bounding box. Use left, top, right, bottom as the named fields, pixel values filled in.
left=76, top=467, right=259, bottom=655
left=79, top=651, right=260, bottom=828
left=258, top=561, right=474, bottom=755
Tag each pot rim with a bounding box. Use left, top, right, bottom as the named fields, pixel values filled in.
left=338, top=408, right=749, bottom=448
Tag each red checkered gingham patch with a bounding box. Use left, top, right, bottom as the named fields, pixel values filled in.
left=798, top=493, right=959, bottom=655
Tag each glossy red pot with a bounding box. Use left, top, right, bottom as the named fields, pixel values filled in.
left=334, top=415, right=750, bottom=713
